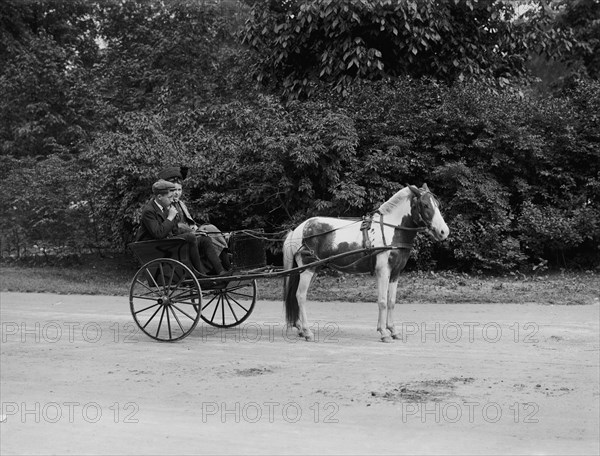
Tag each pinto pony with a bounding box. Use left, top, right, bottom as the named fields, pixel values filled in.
left=283, top=184, right=449, bottom=342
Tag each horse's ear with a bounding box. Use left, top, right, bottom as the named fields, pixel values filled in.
left=408, top=185, right=422, bottom=196
left=422, top=183, right=430, bottom=192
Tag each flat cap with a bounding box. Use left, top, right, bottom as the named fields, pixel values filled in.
left=152, top=179, right=177, bottom=195
left=158, top=166, right=189, bottom=182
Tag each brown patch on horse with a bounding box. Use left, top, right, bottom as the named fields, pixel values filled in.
left=302, top=220, right=336, bottom=257
left=411, top=191, right=438, bottom=228
left=387, top=216, right=420, bottom=280
left=388, top=249, right=411, bottom=281
left=420, top=193, right=436, bottom=225
left=302, top=219, right=371, bottom=272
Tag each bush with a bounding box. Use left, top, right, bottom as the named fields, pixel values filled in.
left=74, top=76, right=599, bottom=273
left=0, top=155, right=101, bottom=258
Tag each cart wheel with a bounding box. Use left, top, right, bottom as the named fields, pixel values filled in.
left=200, top=279, right=257, bottom=328
left=129, top=258, right=202, bottom=342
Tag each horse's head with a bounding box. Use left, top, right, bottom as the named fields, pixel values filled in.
left=408, top=183, right=449, bottom=241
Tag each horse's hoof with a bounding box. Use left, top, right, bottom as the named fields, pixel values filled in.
left=381, top=336, right=393, bottom=343
left=391, top=333, right=402, bottom=340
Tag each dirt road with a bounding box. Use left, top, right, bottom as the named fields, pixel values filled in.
left=1, top=292, right=598, bottom=455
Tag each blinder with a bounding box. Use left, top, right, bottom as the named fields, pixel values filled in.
left=410, top=192, right=438, bottom=229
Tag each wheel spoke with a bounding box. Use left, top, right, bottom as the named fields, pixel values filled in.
left=222, top=293, right=239, bottom=323
left=170, top=286, right=198, bottom=303
left=210, top=295, right=220, bottom=322
left=225, top=293, right=249, bottom=313
left=142, top=304, right=163, bottom=329
left=166, top=305, right=173, bottom=339
left=167, top=273, right=188, bottom=298
left=171, top=303, right=198, bottom=322
left=225, top=290, right=255, bottom=300
left=158, top=263, right=167, bottom=294
left=202, top=293, right=219, bottom=311
left=134, top=278, right=159, bottom=295
left=169, top=306, right=186, bottom=332
left=156, top=306, right=166, bottom=338
left=145, top=267, right=161, bottom=290
left=134, top=302, right=160, bottom=315
left=166, top=265, right=175, bottom=289
left=220, top=293, right=226, bottom=326
left=131, top=293, right=164, bottom=302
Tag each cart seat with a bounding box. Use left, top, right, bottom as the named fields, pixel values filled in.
left=129, top=238, right=193, bottom=269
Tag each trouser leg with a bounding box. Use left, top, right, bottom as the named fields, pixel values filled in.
left=196, top=235, right=224, bottom=274
left=219, top=249, right=231, bottom=270
left=180, top=233, right=208, bottom=275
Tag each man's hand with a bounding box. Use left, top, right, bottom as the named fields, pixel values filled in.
left=167, top=205, right=178, bottom=220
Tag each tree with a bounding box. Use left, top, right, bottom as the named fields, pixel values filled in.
left=0, top=154, right=98, bottom=258
left=241, top=0, right=574, bottom=99
left=95, top=0, right=250, bottom=113
left=0, top=0, right=104, bottom=158
left=556, top=0, right=600, bottom=79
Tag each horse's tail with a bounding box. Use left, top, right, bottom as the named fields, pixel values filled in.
left=283, top=229, right=300, bottom=327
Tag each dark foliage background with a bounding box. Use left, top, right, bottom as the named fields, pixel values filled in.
left=1, top=0, right=598, bottom=273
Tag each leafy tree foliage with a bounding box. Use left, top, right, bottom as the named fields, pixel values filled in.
left=84, top=75, right=597, bottom=271
left=1, top=0, right=598, bottom=274
left=555, top=0, right=600, bottom=79
left=241, top=0, right=574, bottom=99
left=185, top=96, right=362, bottom=227
left=95, top=0, right=249, bottom=113
left=0, top=0, right=103, bottom=158
left=0, top=155, right=98, bottom=258
left=339, top=77, right=600, bottom=271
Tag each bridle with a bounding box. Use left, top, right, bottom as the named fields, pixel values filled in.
left=370, top=190, right=440, bottom=246
left=409, top=190, right=440, bottom=231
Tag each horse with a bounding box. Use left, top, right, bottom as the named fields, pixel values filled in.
left=282, top=183, right=449, bottom=342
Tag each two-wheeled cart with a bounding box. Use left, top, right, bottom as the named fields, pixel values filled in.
left=129, top=230, right=275, bottom=342
left=129, top=228, right=401, bottom=342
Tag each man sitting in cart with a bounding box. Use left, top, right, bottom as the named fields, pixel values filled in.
left=135, top=179, right=231, bottom=277
left=158, top=166, right=231, bottom=270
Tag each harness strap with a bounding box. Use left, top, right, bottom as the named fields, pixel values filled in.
left=375, top=210, right=388, bottom=247
left=360, top=215, right=372, bottom=250
left=360, top=215, right=377, bottom=275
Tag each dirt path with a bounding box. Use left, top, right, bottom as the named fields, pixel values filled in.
left=1, top=292, right=598, bottom=455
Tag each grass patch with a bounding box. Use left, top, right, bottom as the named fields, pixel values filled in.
left=302, top=270, right=599, bottom=305
left=1, top=254, right=598, bottom=305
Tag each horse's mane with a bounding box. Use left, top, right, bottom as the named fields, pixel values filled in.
left=378, top=187, right=411, bottom=215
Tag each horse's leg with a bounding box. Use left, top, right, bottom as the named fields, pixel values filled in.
left=375, top=264, right=393, bottom=343
left=386, top=279, right=401, bottom=339
left=296, top=268, right=315, bottom=341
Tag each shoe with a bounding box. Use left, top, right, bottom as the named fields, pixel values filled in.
left=210, top=270, right=232, bottom=288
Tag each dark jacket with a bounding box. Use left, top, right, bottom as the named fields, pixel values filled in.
left=135, top=199, right=179, bottom=241
left=177, top=200, right=200, bottom=225
left=173, top=200, right=196, bottom=228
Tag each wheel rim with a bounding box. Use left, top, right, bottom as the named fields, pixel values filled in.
left=200, top=279, right=257, bottom=328
left=130, top=259, right=202, bottom=341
